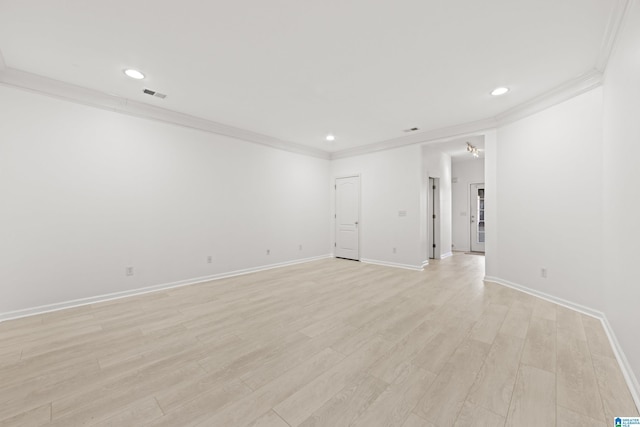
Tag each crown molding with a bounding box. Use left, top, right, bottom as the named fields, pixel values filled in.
left=596, top=0, right=631, bottom=72
left=494, top=69, right=603, bottom=127
left=0, top=65, right=605, bottom=162
left=331, top=70, right=603, bottom=159
left=0, top=67, right=330, bottom=160
left=330, top=117, right=497, bottom=160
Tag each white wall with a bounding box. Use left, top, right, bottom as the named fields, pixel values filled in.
left=602, top=0, right=640, bottom=393
left=484, top=130, right=498, bottom=278
left=0, top=85, right=330, bottom=315
left=451, top=158, right=485, bottom=252
left=492, top=87, right=604, bottom=311
left=330, top=145, right=424, bottom=269
left=423, top=147, right=453, bottom=258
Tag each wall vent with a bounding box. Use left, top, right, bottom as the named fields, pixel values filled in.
left=143, top=88, right=167, bottom=99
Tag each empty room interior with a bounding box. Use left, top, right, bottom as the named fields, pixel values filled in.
left=1, top=1, right=640, bottom=426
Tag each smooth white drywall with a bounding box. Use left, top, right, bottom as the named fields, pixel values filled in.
left=330, top=145, right=423, bottom=268
left=494, top=87, right=604, bottom=311
left=602, top=0, right=640, bottom=390
left=0, top=85, right=330, bottom=314
left=451, top=158, right=485, bottom=252
left=423, top=147, right=452, bottom=258
left=483, top=130, right=498, bottom=277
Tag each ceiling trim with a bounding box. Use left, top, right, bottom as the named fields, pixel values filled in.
left=494, top=69, right=603, bottom=127
left=330, top=118, right=497, bottom=160
left=0, top=67, right=331, bottom=160
left=331, top=70, right=603, bottom=160
left=595, top=0, right=631, bottom=72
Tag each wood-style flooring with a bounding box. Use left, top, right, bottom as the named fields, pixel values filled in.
left=0, top=254, right=637, bottom=426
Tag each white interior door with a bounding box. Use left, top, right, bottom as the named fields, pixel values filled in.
left=335, top=176, right=360, bottom=260
left=470, top=183, right=485, bottom=252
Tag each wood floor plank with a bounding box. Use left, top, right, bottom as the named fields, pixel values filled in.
left=454, top=401, right=506, bottom=427
left=468, top=303, right=509, bottom=344
left=414, top=338, right=491, bottom=426
left=402, top=413, right=437, bottom=427
left=247, top=410, right=291, bottom=427
left=556, top=326, right=606, bottom=422
left=466, top=333, right=525, bottom=417
left=557, top=405, right=607, bottom=427
left=520, top=316, right=556, bottom=373
left=0, top=404, right=51, bottom=427
left=582, top=314, right=616, bottom=359
left=591, top=353, right=640, bottom=420
left=90, top=397, right=164, bottom=427
left=531, top=298, right=557, bottom=321
left=350, top=364, right=436, bottom=427
left=498, top=301, right=532, bottom=339
left=191, top=348, right=344, bottom=427
left=274, top=337, right=391, bottom=426
left=297, top=374, right=388, bottom=427
left=369, top=319, right=442, bottom=384
left=506, top=365, right=556, bottom=427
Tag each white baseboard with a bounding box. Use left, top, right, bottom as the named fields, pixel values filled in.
left=484, top=275, right=640, bottom=412
left=0, top=254, right=332, bottom=323
left=440, top=251, right=453, bottom=260
left=484, top=276, right=602, bottom=318
left=421, top=260, right=429, bottom=268
left=360, top=258, right=424, bottom=271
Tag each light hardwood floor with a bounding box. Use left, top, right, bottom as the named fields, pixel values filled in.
left=0, top=254, right=637, bottom=426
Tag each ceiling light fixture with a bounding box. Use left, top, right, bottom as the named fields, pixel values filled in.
left=326, top=134, right=336, bottom=141
left=124, top=69, right=145, bottom=80
left=491, top=87, right=509, bottom=96
left=467, top=142, right=480, bottom=158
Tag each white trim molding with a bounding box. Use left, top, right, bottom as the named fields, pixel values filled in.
left=596, top=0, right=632, bottom=72
left=0, top=64, right=607, bottom=163
left=0, top=254, right=332, bottom=323
left=360, top=258, right=424, bottom=271
left=330, top=118, right=497, bottom=160
left=485, top=275, right=640, bottom=412
left=494, top=70, right=604, bottom=127
left=0, top=67, right=330, bottom=160
left=440, top=251, right=453, bottom=260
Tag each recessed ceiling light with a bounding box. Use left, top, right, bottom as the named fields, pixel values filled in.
left=124, top=69, right=145, bottom=80
left=326, top=134, right=336, bottom=141
left=491, top=87, right=509, bottom=96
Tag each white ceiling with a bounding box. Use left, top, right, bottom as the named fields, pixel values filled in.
left=433, top=136, right=485, bottom=162
left=0, top=0, right=619, bottom=153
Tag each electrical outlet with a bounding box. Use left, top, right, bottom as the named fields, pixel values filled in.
left=541, top=268, right=547, bottom=278
left=126, top=266, right=134, bottom=276
left=266, top=249, right=270, bottom=255
left=207, top=256, right=212, bottom=264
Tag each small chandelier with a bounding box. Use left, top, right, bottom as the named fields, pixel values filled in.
left=466, top=142, right=479, bottom=158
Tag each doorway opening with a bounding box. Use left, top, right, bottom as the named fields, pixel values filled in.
left=428, top=177, right=441, bottom=259
left=470, top=183, right=485, bottom=253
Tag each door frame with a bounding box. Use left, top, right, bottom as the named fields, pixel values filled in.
left=334, top=174, right=361, bottom=260
left=428, top=177, right=441, bottom=259
left=469, top=182, right=485, bottom=253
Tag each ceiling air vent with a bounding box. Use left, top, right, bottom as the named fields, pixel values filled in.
left=143, top=88, right=167, bottom=99
left=403, top=127, right=419, bottom=133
